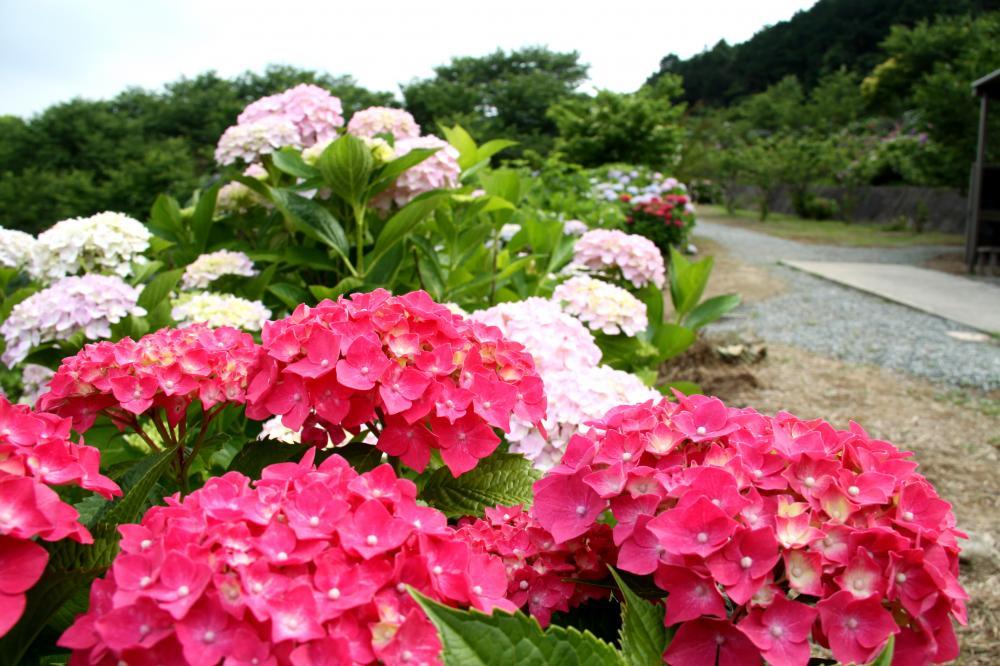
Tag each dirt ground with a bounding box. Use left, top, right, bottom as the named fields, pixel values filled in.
left=668, top=240, right=1000, bottom=664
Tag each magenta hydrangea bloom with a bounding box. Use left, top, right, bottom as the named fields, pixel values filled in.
left=245, top=289, right=546, bottom=477
left=347, top=106, right=420, bottom=141
left=59, top=450, right=513, bottom=664
left=371, top=136, right=460, bottom=211
left=0, top=397, right=120, bottom=637
left=531, top=395, right=967, bottom=666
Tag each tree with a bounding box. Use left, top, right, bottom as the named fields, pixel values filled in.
left=401, top=47, right=588, bottom=156
left=547, top=75, right=685, bottom=168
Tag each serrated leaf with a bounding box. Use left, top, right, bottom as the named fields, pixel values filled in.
left=317, top=135, right=373, bottom=204
left=608, top=568, right=668, bottom=666
left=410, top=589, right=624, bottom=666
left=419, top=453, right=540, bottom=518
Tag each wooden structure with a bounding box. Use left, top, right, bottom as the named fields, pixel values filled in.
left=967, top=69, right=1000, bottom=273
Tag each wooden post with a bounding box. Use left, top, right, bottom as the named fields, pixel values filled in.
left=967, top=94, right=989, bottom=272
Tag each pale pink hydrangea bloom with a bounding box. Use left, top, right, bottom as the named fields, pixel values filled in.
left=552, top=275, right=648, bottom=336
left=347, top=106, right=420, bottom=140
left=215, top=117, right=301, bottom=165
left=371, top=136, right=460, bottom=211
left=571, top=229, right=666, bottom=289
left=237, top=83, right=344, bottom=147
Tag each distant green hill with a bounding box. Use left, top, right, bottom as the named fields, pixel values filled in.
left=648, top=0, right=1000, bottom=106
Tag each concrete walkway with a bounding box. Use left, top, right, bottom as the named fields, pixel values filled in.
left=781, top=261, right=1000, bottom=334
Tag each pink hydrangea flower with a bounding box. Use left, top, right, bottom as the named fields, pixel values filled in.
left=0, top=397, right=120, bottom=637
left=571, top=229, right=666, bottom=289
left=245, top=289, right=546, bottom=477
left=552, top=276, right=648, bottom=336
left=59, top=450, right=514, bottom=664
left=347, top=106, right=420, bottom=141
left=371, top=136, right=460, bottom=211
left=38, top=324, right=262, bottom=433
left=531, top=395, right=967, bottom=665
left=215, top=117, right=302, bottom=166
left=237, top=84, right=344, bottom=147
left=455, top=505, right=613, bottom=627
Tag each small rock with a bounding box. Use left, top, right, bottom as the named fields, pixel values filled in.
left=959, top=531, right=999, bottom=565
left=945, top=330, right=991, bottom=343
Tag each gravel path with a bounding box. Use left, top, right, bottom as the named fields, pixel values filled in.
left=696, top=221, right=1000, bottom=390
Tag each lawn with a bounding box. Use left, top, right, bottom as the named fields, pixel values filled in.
left=698, top=204, right=966, bottom=247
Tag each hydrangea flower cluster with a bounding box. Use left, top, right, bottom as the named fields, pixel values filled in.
left=171, top=293, right=271, bottom=331
left=215, top=117, right=302, bottom=166
left=0, top=227, right=37, bottom=270
left=562, top=219, right=589, bottom=237
left=532, top=395, right=967, bottom=666
left=509, top=366, right=660, bottom=470
left=593, top=167, right=680, bottom=202
left=30, top=212, right=151, bottom=282
left=455, top=505, right=614, bottom=626
left=38, top=324, right=261, bottom=433
left=181, top=250, right=257, bottom=290
left=237, top=84, right=345, bottom=148
left=0, top=275, right=146, bottom=367
left=571, top=229, right=666, bottom=289
left=624, top=192, right=697, bottom=253
left=59, top=451, right=513, bottom=664
left=17, top=363, right=55, bottom=406
left=245, top=289, right=546, bottom=477
left=372, top=136, right=461, bottom=211
left=347, top=106, right=421, bottom=141
left=0, top=397, right=120, bottom=637
left=552, top=275, right=648, bottom=337
left=471, top=299, right=656, bottom=469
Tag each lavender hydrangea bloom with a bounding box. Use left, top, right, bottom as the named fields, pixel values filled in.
left=0, top=275, right=146, bottom=367
left=18, top=363, right=55, bottom=406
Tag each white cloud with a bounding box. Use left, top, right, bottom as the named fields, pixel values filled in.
left=0, top=0, right=815, bottom=117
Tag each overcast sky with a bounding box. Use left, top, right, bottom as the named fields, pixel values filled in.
left=0, top=0, right=815, bottom=117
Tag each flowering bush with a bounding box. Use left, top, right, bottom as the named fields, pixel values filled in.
left=0, top=228, right=36, bottom=270
left=456, top=504, right=614, bottom=626
left=181, top=250, right=257, bottom=290
left=571, top=229, right=665, bottom=289
left=238, top=84, right=345, bottom=148
left=171, top=293, right=271, bottom=331
left=0, top=397, right=119, bottom=637
left=532, top=395, right=967, bottom=666
left=59, top=450, right=513, bottom=665
left=245, top=289, right=546, bottom=476
left=30, top=212, right=150, bottom=282
left=552, top=275, right=648, bottom=337
left=625, top=190, right=696, bottom=254
left=0, top=275, right=145, bottom=367
left=372, top=136, right=461, bottom=211
left=347, top=106, right=421, bottom=141
left=39, top=323, right=260, bottom=435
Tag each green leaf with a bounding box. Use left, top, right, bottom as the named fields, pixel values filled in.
left=129, top=260, right=164, bottom=286
left=663, top=380, right=701, bottom=396
left=868, top=635, right=895, bottom=666
left=0, top=285, right=38, bottom=324
left=668, top=247, right=713, bottom=318
left=367, top=193, right=446, bottom=271
left=148, top=194, right=185, bottom=242
left=272, top=147, right=320, bottom=179
left=0, top=448, right=176, bottom=665
left=441, top=124, right=479, bottom=170
left=420, top=453, right=540, bottom=518
left=227, top=439, right=311, bottom=479
left=137, top=268, right=183, bottom=312
left=476, top=139, right=518, bottom=163
left=636, top=283, right=665, bottom=327
left=683, top=294, right=741, bottom=330
left=310, top=276, right=364, bottom=301
left=410, top=589, right=624, bottom=666
left=608, top=568, right=669, bottom=666
left=370, top=148, right=440, bottom=195
left=651, top=323, right=696, bottom=363
left=269, top=189, right=352, bottom=268
left=482, top=169, right=523, bottom=207
left=268, top=283, right=312, bottom=309
left=317, top=135, right=373, bottom=204
left=190, top=183, right=221, bottom=251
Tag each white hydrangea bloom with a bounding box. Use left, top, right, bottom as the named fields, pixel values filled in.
left=0, top=228, right=37, bottom=270
left=0, top=275, right=146, bottom=367
left=171, top=292, right=271, bottom=331
left=214, top=117, right=302, bottom=165
left=552, top=275, right=648, bottom=336
left=30, top=212, right=150, bottom=283
left=181, top=250, right=257, bottom=290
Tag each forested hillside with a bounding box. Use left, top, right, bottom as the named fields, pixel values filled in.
left=648, top=0, right=1000, bottom=105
